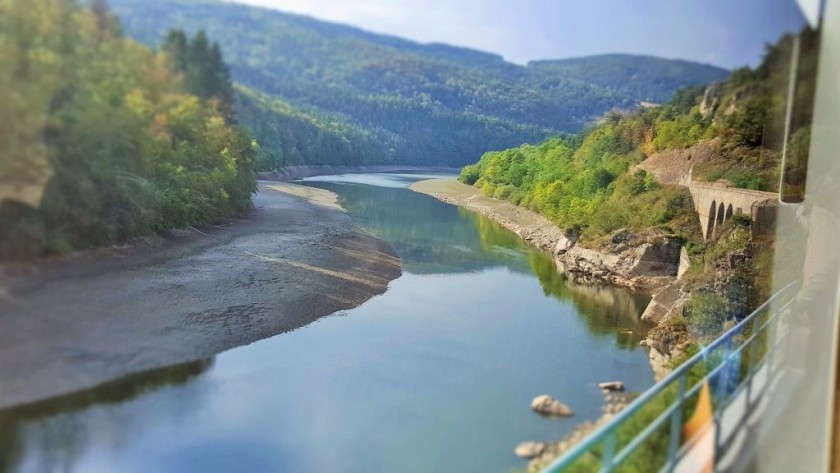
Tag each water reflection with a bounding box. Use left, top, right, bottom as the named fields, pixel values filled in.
left=309, top=174, right=653, bottom=348
left=310, top=175, right=533, bottom=275
left=0, top=359, right=213, bottom=473
left=2, top=174, right=655, bottom=473
left=527, top=252, right=652, bottom=349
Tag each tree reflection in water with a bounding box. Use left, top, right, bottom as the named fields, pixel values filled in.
left=0, top=358, right=213, bottom=473
left=464, top=207, right=654, bottom=349
left=317, top=177, right=654, bottom=350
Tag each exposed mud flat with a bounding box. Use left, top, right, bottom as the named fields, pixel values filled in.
left=0, top=182, right=401, bottom=409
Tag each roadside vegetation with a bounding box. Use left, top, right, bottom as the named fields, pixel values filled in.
left=0, top=0, right=259, bottom=259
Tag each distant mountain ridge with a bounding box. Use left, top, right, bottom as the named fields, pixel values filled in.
left=109, top=0, right=729, bottom=166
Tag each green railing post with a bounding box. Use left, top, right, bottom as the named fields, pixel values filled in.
left=746, top=314, right=760, bottom=399
left=714, top=339, right=729, bottom=403
left=666, top=375, right=688, bottom=471
left=600, top=433, right=616, bottom=473
left=541, top=282, right=797, bottom=473
left=767, top=309, right=779, bottom=371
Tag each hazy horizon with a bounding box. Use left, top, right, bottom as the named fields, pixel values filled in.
left=224, top=0, right=809, bottom=69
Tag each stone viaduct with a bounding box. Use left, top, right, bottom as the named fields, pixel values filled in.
left=686, top=182, right=779, bottom=240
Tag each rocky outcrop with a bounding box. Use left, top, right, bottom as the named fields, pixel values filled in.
left=636, top=139, right=721, bottom=186
left=525, top=390, right=635, bottom=472
left=531, top=394, right=573, bottom=417
left=643, top=321, right=693, bottom=380
left=515, top=442, right=547, bottom=459
left=552, top=229, right=579, bottom=256
left=699, top=83, right=724, bottom=117
left=641, top=281, right=689, bottom=323
left=628, top=239, right=683, bottom=277
left=598, top=381, right=625, bottom=392
left=678, top=247, right=691, bottom=279
left=558, top=229, right=682, bottom=289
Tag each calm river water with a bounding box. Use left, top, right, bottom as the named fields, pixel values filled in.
left=0, top=173, right=655, bottom=473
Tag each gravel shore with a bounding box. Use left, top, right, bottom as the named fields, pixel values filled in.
left=0, top=182, right=401, bottom=409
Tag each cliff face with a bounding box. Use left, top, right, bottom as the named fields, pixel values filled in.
left=554, top=230, right=682, bottom=289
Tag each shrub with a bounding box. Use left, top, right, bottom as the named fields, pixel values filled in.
left=684, top=292, right=731, bottom=337
left=459, top=164, right=481, bottom=185
left=494, top=185, right=513, bottom=200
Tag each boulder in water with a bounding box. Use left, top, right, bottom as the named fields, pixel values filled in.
left=531, top=394, right=573, bottom=417
left=515, top=441, right=547, bottom=459
left=598, top=381, right=625, bottom=392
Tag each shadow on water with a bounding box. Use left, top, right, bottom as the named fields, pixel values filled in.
left=0, top=358, right=213, bottom=473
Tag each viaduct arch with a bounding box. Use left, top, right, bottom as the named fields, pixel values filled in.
left=687, top=182, right=778, bottom=240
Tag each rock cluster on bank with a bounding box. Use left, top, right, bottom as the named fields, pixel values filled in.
left=411, top=179, right=698, bottom=467
left=531, top=394, right=574, bottom=417
left=518, top=387, right=635, bottom=471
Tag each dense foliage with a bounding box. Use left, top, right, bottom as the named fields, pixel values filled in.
left=236, top=87, right=390, bottom=169
left=460, top=26, right=818, bottom=240
left=0, top=0, right=258, bottom=259
left=108, top=0, right=728, bottom=167
left=460, top=123, right=698, bottom=243
left=162, top=29, right=236, bottom=122
left=460, top=28, right=816, bottom=350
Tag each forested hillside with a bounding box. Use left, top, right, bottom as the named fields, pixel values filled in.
left=460, top=27, right=818, bottom=337
left=461, top=27, right=817, bottom=238
left=0, top=0, right=258, bottom=259
left=108, top=0, right=729, bottom=167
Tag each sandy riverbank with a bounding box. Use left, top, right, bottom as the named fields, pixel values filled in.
left=259, top=165, right=459, bottom=181
left=410, top=178, right=567, bottom=250
left=0, top=182, right=401, bottom=410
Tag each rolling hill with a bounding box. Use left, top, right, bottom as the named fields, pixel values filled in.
left=109, top=0, right=729, bottom=166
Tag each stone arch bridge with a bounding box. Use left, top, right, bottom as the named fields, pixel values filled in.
left=687, top=182, right=779, bottom=240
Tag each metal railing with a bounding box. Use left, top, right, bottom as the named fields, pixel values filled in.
left=542, top=281, right=799, bottom=473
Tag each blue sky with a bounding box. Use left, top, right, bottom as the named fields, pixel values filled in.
left=229, top=0, right=811, bottom=69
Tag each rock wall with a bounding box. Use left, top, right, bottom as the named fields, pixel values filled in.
left=556, top=231, right=681, bottom=290
left=640, top=281, right=689, bottom=324
left=751, top=199, right=778, bottom=238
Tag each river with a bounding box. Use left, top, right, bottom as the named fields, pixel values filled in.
left=0, top=173, right=655, bottom=473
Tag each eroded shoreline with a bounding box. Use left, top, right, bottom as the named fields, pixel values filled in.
left=410, top=177, right=688, bottom=470
left=0, top=182, right=402, bottom=410
left=410, top=178, right=683, bottom=290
